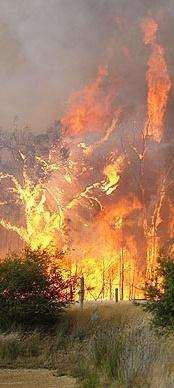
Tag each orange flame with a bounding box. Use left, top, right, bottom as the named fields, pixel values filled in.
left=0, top=169, right=63, bottom=250
left=0, top=15, right=173, bottom=301
left=61, top=66, right=116, bottom=137
left=143, top=17, right=171, bottom=142
left=143, top=17, right=158, bottom=45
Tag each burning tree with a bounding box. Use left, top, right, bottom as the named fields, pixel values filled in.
left=0, top=13, right=173, bottom=301
left=0, top=122, right=69, bottom=251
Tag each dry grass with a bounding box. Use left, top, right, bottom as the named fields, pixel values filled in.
left=0, top=303, right=173, bottom=387
left=0, top=369, right=76, bottom=388
left=67, top=303, right=174, bottom=387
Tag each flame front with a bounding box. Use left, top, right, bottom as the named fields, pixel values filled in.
left=0, top=12, right=173, bottom=301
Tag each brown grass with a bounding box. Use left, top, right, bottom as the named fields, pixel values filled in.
left=0, top=303, right=173, bottom=387
left=0, top=369, right=76, bottom=388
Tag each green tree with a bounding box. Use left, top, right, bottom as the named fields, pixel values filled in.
left=145, top=252, right=174, bottom=329
left=0, top=247, right=69, bottom=329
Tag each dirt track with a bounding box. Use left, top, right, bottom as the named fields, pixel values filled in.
left=0, top=369, right=77, bottom=388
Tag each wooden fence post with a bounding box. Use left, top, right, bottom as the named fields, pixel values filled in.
left=115, top=288, right=119, bottom=303
left=70, top=283, right=73, bottom=303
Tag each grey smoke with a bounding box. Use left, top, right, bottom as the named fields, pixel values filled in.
left=0, top=0, right=173, bottom=131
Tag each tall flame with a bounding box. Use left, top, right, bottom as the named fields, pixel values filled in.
left=143, top=17, right=171, bottom=142
left=0, top=14, right=173, bottom=301
left=61, top=66, right=117, bottom=137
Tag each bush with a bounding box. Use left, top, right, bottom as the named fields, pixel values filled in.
left=0, top=247, right=69, bottom=329
left=145, top=252, right=174, bottom=329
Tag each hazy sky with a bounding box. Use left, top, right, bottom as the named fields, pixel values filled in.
left=0, top=0, right=173, bottom=132
left=0, top=0, right=114, bottom=131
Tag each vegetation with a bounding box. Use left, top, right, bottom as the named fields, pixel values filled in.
left=0, top=247, right=70, bottom=329
left=1, top=249, right=174, bottom=386
left=0, top=304, right=173, bottom=387
left=145, top=252, right=174, bottom=330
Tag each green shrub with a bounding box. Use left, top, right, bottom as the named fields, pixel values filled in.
left=145, top=252, right=174, bottom=330
left=0, top=247, right=69, bottom=329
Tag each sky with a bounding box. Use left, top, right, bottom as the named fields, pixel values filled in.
left=0, top=0, right=113, bottom=131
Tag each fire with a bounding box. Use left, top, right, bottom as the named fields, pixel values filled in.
left=143, top=17, right=158, bottom=45
left=144, top=174, right=167, bottom=277
left=143, top=17, right=171, bottom=142
left=74, top=195, right=143, bottom=300
left=67, top=155, right=123, bottom=210
left=66, top=181, right=102, bottom=211
left=0, top=169, right=63, bottom=250
left=84, top=107, right=122, bottom=155
left=61, top=66, right=117, bottom=137
left=0, top=13, right=173, bottom=301
left=102, top=156, right=124, bottom=195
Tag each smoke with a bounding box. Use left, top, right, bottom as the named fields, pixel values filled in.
left=0, top=0, right=173, bottom=131
left=0, top=0, right=174, bottom=298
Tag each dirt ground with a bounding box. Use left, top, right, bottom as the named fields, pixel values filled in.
left=0, top=369, right=77, bottom=388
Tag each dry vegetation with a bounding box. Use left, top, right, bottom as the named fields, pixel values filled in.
left=0, top=303, right=173, bottom=387
left=0, top=369, right=76, bottom=388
